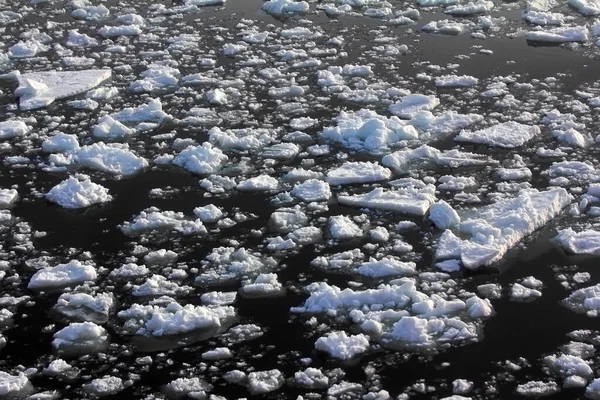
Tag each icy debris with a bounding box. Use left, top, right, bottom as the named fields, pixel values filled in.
left=200, top=291, right=237, bottom=306
left=429, top=201, right=460, bottom=229
left=0, top=120, right=31, bottom=140
left=0, top=372, right=31, bottom=396
left=555, top=229, right=600, bottom=255
left=294, top=368, right=329, bottom=389
left=262, top=0, right=309, bottom=16
left=28, top=260, right=97, bottom=290
left=165, top=377, right=212, bottom=398
left=355, top=257, right=417, bottom=277
left=247, top=370, right=284, bottom=395
left=71, top=4, right=110, bottom=20
left=132, top=275, right=190, bottom=297
left=510, top=283, right=542, bottom=302
left=389, top=94, right=440, bottom=119
left=321, top=109, right=419, bottom=152
left=46, top=175, right=112, bottom=209
left=202, top=347, right=233, bottom=360
left=109, top=263, right=150, bottom=279
left=75, top=143, right=148, bottom=176
left=435, top=75, right=479, bottom=88
left=328, top=216, right=363, bottom=240
left=98, top=25, right=143, bottom=38
left=208, top=126, right=276, bottom=150
left=456, top=122, right=540, bottom=148
left=445, top=0, right=494, bottom=15
left=452, top=379, right=474, bottom=394
left=515, top=381, right=559, bottom=397
left=118, top=301, right=235, bottom=336
left=587, top=379, right=600, bottom=399
left=121, top=208, right=206, bottom=237
left=111, top=98, right=170, bottom=123
left=54, top=292, right=113, bottom=323
left=497, top=168, right=532, bottom=181
left=543, top=353, right=593, bottom=380
left=237, top=175, right=279, bottom=192
left=524, top=10, right=569, bottom=25
left=338, top=184, right=436, bottom=215
left=130, top=64, right=180, bottom=93
left=291, top=179, right=332, bottom=202
left=240, top=273, right=284, bottom=298
left=563, top=284, right=600, bottom=316
left=568, top=0, right=600, bottom=15
left=195, top=247, right=277, bottom=285
left=52, top=322, right=108, bottom=353
left=436, top=188, right=571, bottom=269
left=93, top=116, right=134, bottom=139
left=12, top=69, right=111, bottom=110
left=315, top=331, right=370, bottom=359
left=0, top=189, right=18, bottom=209
left=83, top=376, right=124, bottom=396
left=193, top=204, right=223, bottom=223
left=422, top=20, right=466, bottom=35
left=173, top=143, right=228, bottom=175
left=327, top=162, right=391, bottom=185
left=526, top=26, right=589, bottom=42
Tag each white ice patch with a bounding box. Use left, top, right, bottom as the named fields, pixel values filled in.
left=338, top=184, right=436, bottom=216
left=0, top=189, right=18, bottom=209
left=0, top=120, right=31, bottom=140
left=262, top=0, right=309, bottom=16
left=326, top=162, right=392, bottom=185
left=555, top=229, right=600, bottom=255
left=321, top=109, right=419, bottom=152
left=46, top=174, right=112, bottom=209
left=121, top=208, right=207, bottom=237
left=291, top=179, right=332, bottom=202
left=118, top=301, right=235, bottom=336
left=315, top=331, right=370, bottom=359
left=52, top=321, right=108, bottom=352
left=435, top=188, right=572, bottom=269
left=28, top=260, right=97, bottom=290
left=173, top=143, right=228, bottom=175
left=455, top=121, right=540, bottom=148
left=526, top=26, right=589, bottom=42
left=389, top=94, right=440, bottom=119
left=12, top=69, right=111, bottom=110
left=75, top=143, right=148, bottom=176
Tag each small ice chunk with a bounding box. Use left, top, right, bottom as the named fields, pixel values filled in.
left=28, top=260, right=97, bottom=290
left=46, top=175, right=112, bottom=209
left=555, top=229, right=600, bottom=255
left=173, top=143, right=228, bottom=175
left=291, top=179, right=331, bottom=202
left=326, top=162, right=391, bottom=185
left=455, top=122, right=540, bottom=148
left=52, top=322, right=109, bottom=353
left=0, top=189, right=18, bottom=209
left=0, top=120, right=31, bottom=139
left=328, top=215, right=363, bottom=240
left=315, top=331, right=370, bottom=359
left=389, top=94, right=440, bottom=119
left=247, top=370, right=285, bottom=395
left=428, top=200, right=460, bottom=229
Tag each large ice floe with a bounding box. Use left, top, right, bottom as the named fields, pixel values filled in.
left=435, top=188, right=572, bottom=269
left=5, top=69, right=112, bottom=110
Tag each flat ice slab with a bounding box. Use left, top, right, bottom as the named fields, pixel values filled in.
left=13, top=69, right=111, bottom=110
left=338, top=184, right=436, bottom=216
left=455, top=121, right=540, bottom=148
left=555, top=229, right=600, bottom=255
left=436, top=188, right=572, bottom=269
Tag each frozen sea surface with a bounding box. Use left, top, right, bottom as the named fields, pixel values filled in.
left=1, top=0, right=600, bottom=398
